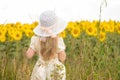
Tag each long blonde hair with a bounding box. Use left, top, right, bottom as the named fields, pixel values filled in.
left=40, top=37, right=58, bottom=60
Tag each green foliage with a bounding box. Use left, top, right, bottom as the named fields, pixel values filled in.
left=64, top=32, right=120, bottom=80
left=0, top=32, right=120, bottom=80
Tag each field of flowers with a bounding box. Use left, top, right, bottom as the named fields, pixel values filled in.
left=0, top=20, right=120, bottom=80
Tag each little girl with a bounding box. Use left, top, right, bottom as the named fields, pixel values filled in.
left=26, top=10, right=67, bottom=80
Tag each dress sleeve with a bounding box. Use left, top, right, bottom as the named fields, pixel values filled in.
left=57, top=37, right=66, bottom=53
left=29, top=36, right=38, bottom=52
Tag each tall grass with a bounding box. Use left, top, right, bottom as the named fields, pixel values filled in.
left=0, top=27, right=120, bottom=80
left=65, top=32, right=120, bottom=80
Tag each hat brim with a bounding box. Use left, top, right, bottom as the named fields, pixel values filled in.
left=33, top=18, right=67, bottom=37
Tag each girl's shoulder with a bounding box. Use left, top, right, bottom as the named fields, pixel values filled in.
left=31, top=35, right=40, bottom=39
left=58, top=37, right=65, bottom=43
left=31, top=35, right=40, bottom=43
left=58, top=37, right=63, bottom=40
left=57, top=37, right=66, bottom=50
left=30, top=35, right=41, bottom=52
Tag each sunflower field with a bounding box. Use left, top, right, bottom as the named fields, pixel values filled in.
left=0, top=20, right=120, bottom=80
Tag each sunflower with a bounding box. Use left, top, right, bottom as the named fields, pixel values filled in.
left=71, top=27, right=80, bottom=38
left=2, top=27, right=7, bottom=34
left=0, top=35, right=6, bottom=42
left=33, top=21, right=39, bottom=27
left=59, top=30, right=66, bottom=38
left=86, top=25, right=95, bottom=36
left=116, top=24, right=120, bottom=34
left=22, top=24, right=29, bottom=32
left=0, top=30, right=5, bottom=39
left=29, top=24, right=35, bottom=31
left=80, top=21, right=86, bottom=31
left=66, top=21, right=75, bottom=32
left=8, top=28, right=13, bottom=37
left=13, top=31, right=22, bottom=41
left=109, top=25, right=114, bottom=33
left=25, top=29, right=34, bottom=38
left=99, top=22, right=105, bottom=31
left=104, top=23, right=110, bottom=32
left=99, top=31, right=106, bottom=42
left=93, top=27, right=98, bottom=37
left=15, top=22, right=21, bottom=26
left=16, top=24, right=23, bottom=31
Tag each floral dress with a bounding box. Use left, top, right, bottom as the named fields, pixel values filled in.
left=29, top=36, right=66, bottom=80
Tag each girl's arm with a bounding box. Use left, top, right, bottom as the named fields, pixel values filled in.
left=58, top=51, right=66, bottom=63
left=26, top=47, right=35, bottom=59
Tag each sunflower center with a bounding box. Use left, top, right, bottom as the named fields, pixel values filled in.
left=100, top=34, right=104, bottom=39
left=118, top=26, right=120, bottom=31
left=16, top=34, right=20, bottom=37
left=88, top=28, right=92, bottom=32
left=74, top=30, right=78, bottom=34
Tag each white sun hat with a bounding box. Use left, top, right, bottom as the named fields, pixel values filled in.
left=33, top=10, right=67, bottom=37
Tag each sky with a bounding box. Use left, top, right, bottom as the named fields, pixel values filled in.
left=0, top=0, right=120, bottom=23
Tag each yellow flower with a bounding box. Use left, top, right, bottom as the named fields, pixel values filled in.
left=0, top=29, right=6, bottom=42
left=22, top=24, right=29, bottom=32
left=86, top=25, right=95, bottom=36
left=100, top=21, right=109, bottom=32
left=8, top=28, right=13, bottom=37
left=15, top=22, right=21, bottom=26
left=99, top=31, right=106, bottom=42
left=0, top=30, right=5, bottom=38
left=16, top=23, right=23, bottom=31
left=93, top=27, right=98, bottom=37
left=25, top=29, right=34, bottom=38
left=13, top=31, right=22, bottom=41
left=59, top=30, right=66, bottom=38
left=109, top=25, right=114, bottom=33
left=0, top=35, right=6, bottom=42
left=116, top=23, right=120, bottom=34
left=71, top=27, right=80, bottom=38
left=80, top=21, right=88, bottom=31
left=66, top=22, right=75, bottom=31
left=9, top=23, right=15, bottom=27
left=29, top=24, right=35, bottom=31
left=99, top=23, right=104, bottom=31
left=2, top=27, right=7, bottom=34
left=33, top=21, right=39, bottom=27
